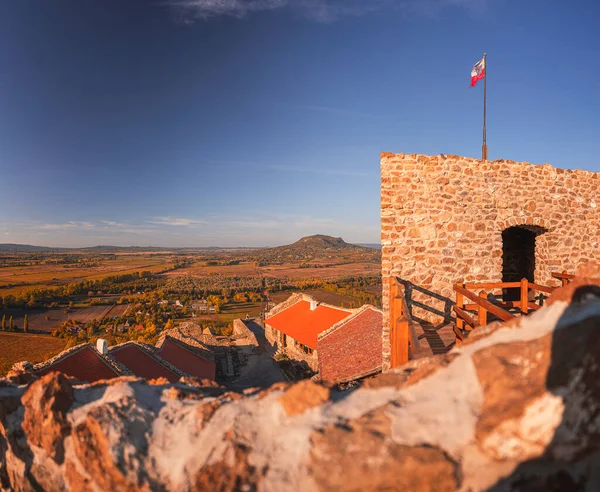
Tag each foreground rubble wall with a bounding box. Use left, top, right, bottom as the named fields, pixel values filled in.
left=1, top=266, right=600, bottom=491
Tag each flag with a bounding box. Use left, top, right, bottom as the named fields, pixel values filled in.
left=471, top=57, right=485, bottom=87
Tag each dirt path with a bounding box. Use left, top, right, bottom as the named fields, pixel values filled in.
left=229, top=320, right=285, bottom=390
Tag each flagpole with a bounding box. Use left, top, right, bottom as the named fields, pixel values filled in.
left=482, top=52, right=488, bottom=160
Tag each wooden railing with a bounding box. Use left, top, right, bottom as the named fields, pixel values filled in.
left=389, top=277, right=419, bottom=368
left=453, top=278, right=555, bottom=342
left=552, top=270, right=575, bottom=287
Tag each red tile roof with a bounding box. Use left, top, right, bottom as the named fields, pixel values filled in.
left=110, top=344, right=180, bottom=383
left=317, top=307, right=383, bottom=383
left=266, top=300, right=351, bottom=349
left=157, top=338, right=216, bottom=381
left=35, top=346, right=120, bottom=383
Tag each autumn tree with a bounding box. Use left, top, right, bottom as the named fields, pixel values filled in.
left=9, top=316, right=13, bottom=331
left=164, top=319, right=175, bottom=331
left=1, top=315, right=5, bottom=331
left=143, top=321, right=158, bottom=343
left=23, top=315, right=28, bottom=333
left=233, top=292, right=249, bottom=303
left=207, top=295, right=221, bottom=308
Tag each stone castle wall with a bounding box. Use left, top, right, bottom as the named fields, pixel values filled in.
left=381, top=153, right=600, bottom=371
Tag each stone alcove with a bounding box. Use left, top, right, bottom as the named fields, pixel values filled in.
left=500, top=224, right=548, bottom=300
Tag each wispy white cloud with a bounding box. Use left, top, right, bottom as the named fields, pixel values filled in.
left=146, top=216, right=208, bottom=227
left=269, top=164, right=369, bottom=177
left=38, top=221, right=96, bottom=231
left=1, top=214, right=378, bottom=247
left=117, top=228, right=161, bottom=235
left=165, top=0, right=491, bottom=22
left=100, top=221, right=160, bottom=235
left=18, top=220, right=161, bottom=236
left=168, top=0, right=286, bottom=20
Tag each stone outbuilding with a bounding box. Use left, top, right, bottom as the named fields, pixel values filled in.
left=264, top=294, right=352, bottom=371
left=265, top=294, right=383, bottom=381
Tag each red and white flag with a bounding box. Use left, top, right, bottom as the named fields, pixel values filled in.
left=471, top=57, right=485, bottom=87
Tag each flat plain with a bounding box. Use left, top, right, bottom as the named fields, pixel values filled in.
left=0, top=238, right=381, bottom=373
left=1, top=304, right=131, bottom=333
left=0, top=255, right=175, bottom=296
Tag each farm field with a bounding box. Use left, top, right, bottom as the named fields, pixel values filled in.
left=365, top=284, right=382, bottom=295
left=0, top=332, right=66, bottom=375
left=165, top=260, right=379, bottom=280
left=109, top=304, right=131, bottom=317
left=165, top=262, right=259, bottom=278
left=0, top=255, right=176, bottom=294
left=261, top=262, right=379, bottom=279
left=270, top=288, right=362, bottom=307
left=0, top=284, right=58, bottom=297
left=185, top=301, right=264, bottom=325
left=0, top=304, right=130, bottom=333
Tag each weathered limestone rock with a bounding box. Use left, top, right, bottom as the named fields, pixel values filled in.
left=22, top=372, right=73, bottom=463
left=310, top=412, right=459, bottom=491
left=279, top=380, right=330, bottom=416
left=0, top=276, right=599, bottom=490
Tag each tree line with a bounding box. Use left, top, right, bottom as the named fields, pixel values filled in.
left=1, top=314, right=28, bottom=332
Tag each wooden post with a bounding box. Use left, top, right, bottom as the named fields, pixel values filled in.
left=393, top=317, right=409, bottom=367
left=520, top=278, right=529, bottom=314
left=561, top=270, right=568, bottom=287
left=455, top=283, right=464, bottom=330
left=392, top=295, right=406, bottom=367
left=478, top=291, right=487, bottom=326
left=389, top=276, right=409, bottom=368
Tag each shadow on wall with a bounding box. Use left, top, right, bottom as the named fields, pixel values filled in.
left=278, top=358, right=314, bottom=381
left=398, top=278, right=454, bottom=325
left=489, top=284, right=600, bottom=490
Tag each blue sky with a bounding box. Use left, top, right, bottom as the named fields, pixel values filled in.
left=0, top=0, right=599, bottom=247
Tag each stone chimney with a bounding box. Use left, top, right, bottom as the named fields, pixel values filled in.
left=96, top=338, right=108, bottom=355
left=310, top=300, right=318, bottom=311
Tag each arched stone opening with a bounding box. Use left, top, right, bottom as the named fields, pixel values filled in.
left=501, top=225, right=548, bottom=300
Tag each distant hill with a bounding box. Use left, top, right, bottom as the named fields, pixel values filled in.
left=289, top=235, right=357, bottom=250
left=275, top=235, right=372, bottom=253
left=247, top=235, right=380, bottom=265
left=0, top=236, right=381, bottom=256
left=0, top=244, right=172, bottom=253
left=0, top=244, right=66, bottom=253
